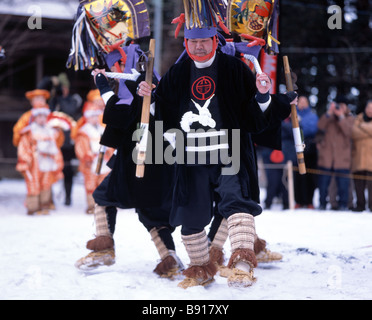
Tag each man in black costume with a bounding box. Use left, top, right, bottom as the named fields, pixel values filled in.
left=138, top=21, right=294, bottom=288
left=75, top=46, right=184, bottom=278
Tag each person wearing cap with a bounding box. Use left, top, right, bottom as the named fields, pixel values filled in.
left=15, top=89, right=64, bottom=215
left=13, top=89, right=51, bottom=147
left=138, top=21, right=293, bottom=288
left=316, top=96, right=355, bottom=211
left=74, top=102, right=114, bottom=214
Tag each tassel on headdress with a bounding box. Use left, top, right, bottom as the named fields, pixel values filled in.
left=173, top=0, right=230, bottom=39
left=66, top=0, right=150, bottom=71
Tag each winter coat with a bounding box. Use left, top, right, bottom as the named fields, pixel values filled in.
left=317, top=112, right=354, bottom=170
left=298, top=107, right=319, bottom=139
left=351, top=112, right=372, bottom=172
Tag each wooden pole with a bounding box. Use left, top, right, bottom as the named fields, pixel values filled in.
left=136, top=39, right=156, bottom=178
left=283, top=56, right=306, bottom=175
left=95, top=146, right=106, bottom=175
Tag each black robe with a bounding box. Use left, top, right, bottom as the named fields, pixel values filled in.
left=97, top=76, right=174, bottom=209
left=154, top=51, right=291, bottom=205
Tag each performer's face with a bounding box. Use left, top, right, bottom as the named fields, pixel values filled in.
left=31, top=96, right=46, bottom=109
left=186, top=38, right=214, bottom=62
left=34, top=114, right=48, bottom=126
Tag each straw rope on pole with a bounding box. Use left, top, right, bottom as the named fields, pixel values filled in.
left=286, top=160, right=295, bottom=210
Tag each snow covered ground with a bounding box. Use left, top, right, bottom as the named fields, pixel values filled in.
left=0, top=177, right=371, bottom=301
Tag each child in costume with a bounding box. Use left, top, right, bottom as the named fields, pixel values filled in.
left=15, top=90, right=64, bottom=215
left=74, top=103, right=114, bottom=213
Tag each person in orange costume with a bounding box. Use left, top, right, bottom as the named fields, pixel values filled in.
left=71, top=89, right=104, bottom=141
left=74, top=102, right=114, bottom=214
left=15, top=90, right=64, bottom=215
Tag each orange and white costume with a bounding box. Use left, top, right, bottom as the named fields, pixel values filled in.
left=15, top=90, right=64, bottom=215
left=74, top=102, right=114, bottom=213
left=71, top=89, right=104, bottom=140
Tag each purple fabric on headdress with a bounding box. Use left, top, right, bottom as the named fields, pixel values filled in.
left=130, top=0, right=151, bottom=39
left=104, top=44, right=143, bottom=105
left=116, top=81, right=134, bottom=105
left=266, top=0, right=280, bottom=54
left=112, top=44, right=160, bottom=106
left=105, top=50, right=123, bottom=69
left=184, top=26, right=217, bottom=39
left=234, top=42, right=261, bottom=59
left=117, top=45, right=142, bottom=105
left=220, top=42, right=235, bottom=56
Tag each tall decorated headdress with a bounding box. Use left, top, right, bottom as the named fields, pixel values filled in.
left=66, top=0, right=151, bottom=71
left=181, top=0, right=230, bottom=38
left=172, top=1, right=230, bottom=39
left=226, top=0, right=280, bottom=54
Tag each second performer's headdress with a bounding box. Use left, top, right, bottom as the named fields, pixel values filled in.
left=227, top=0, right=280, bottom=54
left=66, top=0, right=150, bottom=71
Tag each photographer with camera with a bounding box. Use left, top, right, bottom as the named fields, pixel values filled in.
left=316, top=96, right=355, bottom=211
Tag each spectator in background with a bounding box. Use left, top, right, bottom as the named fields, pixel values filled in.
left=294, top=96, right=319, bottom=209
left=49, top=73, right=82, bottom=206
left=351, top=100, right=372, bottom=212
left=260, top=146, right=288, bottom=210
left=316, top=96, right=355, bottom=210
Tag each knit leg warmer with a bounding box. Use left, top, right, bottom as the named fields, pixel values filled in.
left=182, top=230, right=210, bottom=267
left=211, top=218, right=229, bottom=249
left=180, top=230, right=217, bottom=283
left=227, top=213, right=257, bottom=268
left=209, top=218, right=228, bottom=266
left=86, top=205, right=114, bottom=252
left=150, top=227, right=171, bottom=261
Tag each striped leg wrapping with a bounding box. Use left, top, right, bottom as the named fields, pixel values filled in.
left=150, top=227, right=170, bottom=260
left=227, top=213, right=255, bottom=252
left=211, top=218, right=229, bottom=249
left=94, top=205, right=111, bottom=238
left=179, top=230, right=217, bottom=288
left=182, top=230, right=210, bottom=266
left=209, top=218, right=228, bottom=267
left=226, top=213, right=257, bottom=287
